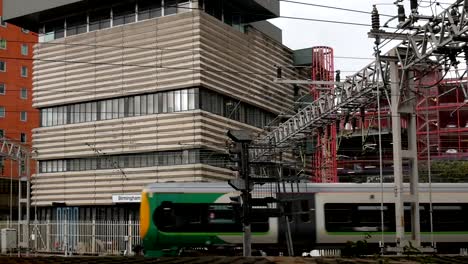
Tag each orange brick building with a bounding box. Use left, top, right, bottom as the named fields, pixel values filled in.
left=0, top=0, right=37, bottom=220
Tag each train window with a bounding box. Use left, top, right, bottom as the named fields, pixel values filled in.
left=324, top=204, right=353, bottom=232
left=154, top=203, right=269, bottom=233
left=432, top=204, right=468, bottom=231
left=154, top=202, right=176, bottom=229
left=208, top=205, right=235, bottom=224
left=355, top=205, right=389, bottom=232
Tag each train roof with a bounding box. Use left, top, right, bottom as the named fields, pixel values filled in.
left=143, top=182, right=468, bottom=194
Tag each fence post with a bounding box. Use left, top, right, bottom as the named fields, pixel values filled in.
left=33, top=220, right=38, bottom=253
left=46, top=220, right=50, bottom=252
left=91, top=219, right=96, bottom=255
left=128, top=217, right=133, bottom=256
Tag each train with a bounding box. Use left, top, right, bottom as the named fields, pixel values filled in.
left=139, top=182, right=468, bottom=256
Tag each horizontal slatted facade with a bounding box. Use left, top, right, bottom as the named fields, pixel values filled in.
left=32, top=10, right=296, bottom=206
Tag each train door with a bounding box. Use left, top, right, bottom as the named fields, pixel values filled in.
left=278, top=193, right=316, bottom=254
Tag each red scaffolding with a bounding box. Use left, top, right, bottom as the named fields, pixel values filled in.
left=311, top=46, right=338, bottom=182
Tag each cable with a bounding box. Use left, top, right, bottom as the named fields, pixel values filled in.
left=279, top=0, right=394, bottom=17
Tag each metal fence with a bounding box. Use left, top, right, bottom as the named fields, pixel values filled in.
left=1, top=220, right=141, bottom=256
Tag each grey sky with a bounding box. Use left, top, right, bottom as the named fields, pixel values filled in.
left=269, top=0, right=448, bottom=75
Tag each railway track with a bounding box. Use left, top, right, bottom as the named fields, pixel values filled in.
left=1, top=256, right=468, bottom=264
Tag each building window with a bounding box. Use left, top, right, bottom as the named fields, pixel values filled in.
left=89, top=9, right=111, bottom=32
left=0, top=16, right=6, bottom=27
left=20, top=111, right=27, bottom=121
left=0, top=83, right=5, bottom=95
left=20, top=88, right=27, bottom=99
left=40, top=19, right=65, bottom=42
left=0, top=129, right=4, bottom=138
left=66, top=15, right=87, bottom=36
left=138, top=0, right=162, bottom=20
left=21, top=66, right=28, bottom=77
left=0, top=39, right=6, bottom=49
left=0, top=61, right=6, bottom=72
left=20, top=133, right=26, bottom=143
left=164, top=0, right=178, bottom=15
left=0, top=106, right=5, bottom=118
left=21, top=44, right=28, bottom=56
left=113, top=3, right=136, bottom=26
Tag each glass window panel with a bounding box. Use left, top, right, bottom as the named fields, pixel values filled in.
left=118, top=98, right=125, bottom=118
left=147, top=153, right=155, bottom=166
left=181, top=89, right=188, bottom=111
left=167, top=91, right=174, bottom=112
left=113, top=3, right=136, bottom=26
left=52, top=107, right=58, bottom=126
left=162, top=93, right=167, bottom=113
left=141, top=154, right=148, bottom=167
left=47, top=108, right=53, bottom=126
left=52, top=160, right=58, bottom=172
left=47, top=161, right=52, bottom=173
left=177, top=1, right=190, bottom=13
left=85, top=159, right=92, bottom=170
left=188, top=89, right=198, bottom=110
left=140, top=95, right=147, bottom=115
left=106, top=100, right=112, bottom=119
left=80, top=159, right=86, bottom=171
left=89, top=8, right=111, bottom=32
left=100, top=101, right=107, bottom=120
left=148, top=93, right=154, bottom=114
left=154, top=94, right=159, bottom=113
left=165, top=0, right=177, bottom=15
left=138, top=0, right=162, bottom=20
left=134, top=96, right=141, bottom=116
left=86, top=102, right=92, bottom=122
left=57, top=160, right=63, bottom=172
left=73, top=104, right=80, bottom=123
left=40, top=162, right=46, bottom=173
left=80, top=103, right=86, bottom=122
left=66, top=15, right=87, bottom=36
left=128, top=155, right=135, bottom=168
left=91, top=102, right=97, bottom=121
left=57, top=107, right=63, bottom=125
left=112, top=99, right=119, bottom=119
left=41, top=109, right=47, bottom=127
left=134, top=155, right=141, bottom=167
left=128, top=97, right=134, bottom=117
left=174, top=90, right=181, bottom=111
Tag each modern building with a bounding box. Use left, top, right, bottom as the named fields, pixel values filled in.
left=4, top=0, right=300, bottom=221
left=0, top=0, right=37, bottom=220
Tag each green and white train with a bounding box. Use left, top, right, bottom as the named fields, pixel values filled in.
left=140, top=182, right=468, bottom=256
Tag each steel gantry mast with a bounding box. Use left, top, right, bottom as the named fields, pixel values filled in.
left=251, top=0, right=468, bottom=253
left=0, top=137, right=32, bottom=255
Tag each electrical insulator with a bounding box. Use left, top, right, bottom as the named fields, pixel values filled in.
left=371, top=5, right=380, bottom=31
left=449, top=51, right=457, bottom=66
left=360, top=107, right=365, bottom=124
left=464, top=46, right=468, bottom=68
left=410, top=0, right=418, bottom=13
left=398, top=5, right=406, bottom=23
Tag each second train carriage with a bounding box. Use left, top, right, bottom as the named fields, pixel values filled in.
left=140, top=182, right=468, bottom=256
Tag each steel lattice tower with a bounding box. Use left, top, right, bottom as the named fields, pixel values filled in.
left=311, top=46, right=337, bottom=183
